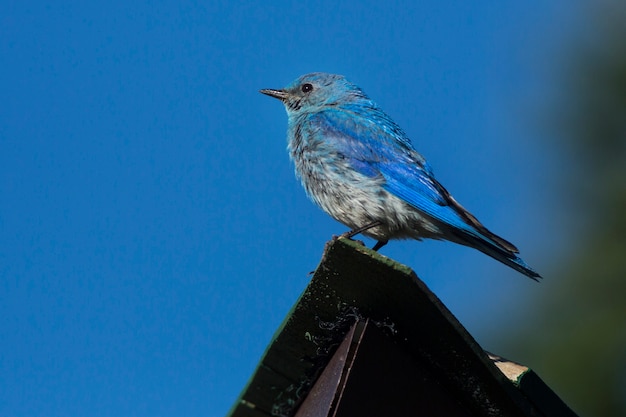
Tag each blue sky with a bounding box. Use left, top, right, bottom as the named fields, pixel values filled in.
left=2, top=1, right=580, bottom=416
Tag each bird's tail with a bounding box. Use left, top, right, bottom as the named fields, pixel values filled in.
left=461, top=234, right=541, bottom=281
left=442, top=195, right=541, bottom=281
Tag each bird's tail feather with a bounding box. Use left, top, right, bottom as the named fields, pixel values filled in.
left=452, top=231, right=541, bottom=281
left=442, top=193, right=540, bottom=280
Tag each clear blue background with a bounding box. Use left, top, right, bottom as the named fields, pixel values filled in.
left=1, top=2, right=580, bottom=416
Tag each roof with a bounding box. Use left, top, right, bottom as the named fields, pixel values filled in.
left=227, top=238, right=577, bottom=417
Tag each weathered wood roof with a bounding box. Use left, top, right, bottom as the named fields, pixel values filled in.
left=226, top=238, right=577, bottom=417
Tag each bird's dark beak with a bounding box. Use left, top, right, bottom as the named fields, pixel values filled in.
left=260, top=88, right=289, bottom=101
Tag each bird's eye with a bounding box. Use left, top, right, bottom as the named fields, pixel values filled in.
left=301, top=83, right=313, bottom=93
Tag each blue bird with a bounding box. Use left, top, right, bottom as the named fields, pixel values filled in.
left=260, top=73, right=541, bottom=280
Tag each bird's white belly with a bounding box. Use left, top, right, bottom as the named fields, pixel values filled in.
left=295, top=157, right=440, bottom=240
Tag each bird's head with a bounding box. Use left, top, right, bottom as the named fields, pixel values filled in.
left=260, top=73, right=368, bottom=116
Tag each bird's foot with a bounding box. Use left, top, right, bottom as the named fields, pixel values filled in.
left=332, top=232, right=365, bottom=247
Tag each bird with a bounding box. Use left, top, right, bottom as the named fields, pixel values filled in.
left=260, top=73, right=541, bottom=280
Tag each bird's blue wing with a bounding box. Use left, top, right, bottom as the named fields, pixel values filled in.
left=310, top=106, right=433, bottom=172
left=380, top=161, right=520, bottom=251
left=379, top=162, right=471, bottom=231
left=310, top=109, right=461, bottom=218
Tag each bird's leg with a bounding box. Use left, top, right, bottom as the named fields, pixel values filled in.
left=372, top=240, right=388, bottom=251
left=340, top=221, right=382, bottom=239
left=345, top=222, right=388, bottom=251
